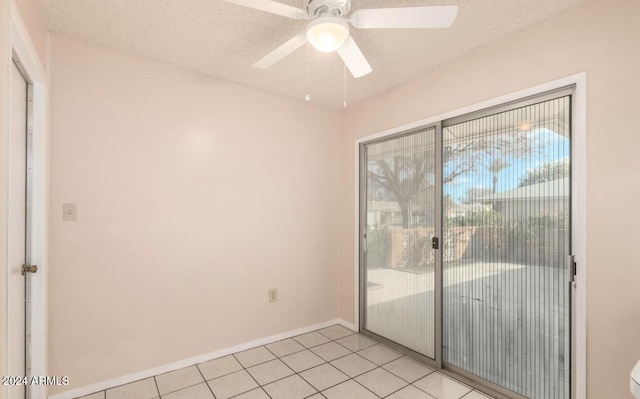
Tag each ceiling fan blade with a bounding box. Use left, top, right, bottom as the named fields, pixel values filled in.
left=337, top=37, right=372, bottom=78
left=221, top=0, right=307, bottom=19
left=351, top=5, right=458, bottom=29
left=252, top=33, right=307, bottom=69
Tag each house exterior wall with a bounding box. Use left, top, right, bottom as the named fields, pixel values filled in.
left=497, top=198, right=568, bottom=222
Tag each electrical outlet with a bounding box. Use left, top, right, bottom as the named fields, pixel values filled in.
left=268, top=288, right=278, bottom=303
left=63, top=203, right=77, bottom=221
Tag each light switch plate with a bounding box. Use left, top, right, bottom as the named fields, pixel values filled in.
left=63, top=203, right=77, bottom=221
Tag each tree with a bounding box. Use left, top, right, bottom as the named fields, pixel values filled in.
left=368, top=153, right=433, bottom=228
left=518, top=158, right=569, bottom=187
left=368, top=130, right=539, bottom=228
left=486, top=158, right=510, bottom=194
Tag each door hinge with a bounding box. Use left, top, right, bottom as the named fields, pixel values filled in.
left=432, top=237, right=439, bottom=250
left=568, top=255, right=576, bottom=283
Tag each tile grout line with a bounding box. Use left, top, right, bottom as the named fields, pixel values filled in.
left=149, top=366, right=215, bottom=398
left=152, top=375, right=161, bottom=398
left=336, top=351, right=410, bottom=399
left=314, top=331, right=445, bottom=399
left=189, top=328, right=359, bottom=389
left=270, top=339, right=384, bottom=399
left=265, top=342, right=351, bottom=396
left=230, top=351, right=276, bottom=399
left=262, top=331, right=406, bottom=398
left=195, top=362, right=218, bottom=399
left=73, top=326, right=351, bottom=399
left=260, top=339, right=320, bottom=398
left=79, top=327, right=332, bottom=399
left=259, top=343, right=298, bottom=398
left=296, top=361, right=350, bottom=395
left=78, top=326, right=482, bottom=399
left=213, top=351, right=443, bottom=399
left=460, top=389, right=491, bottom=399
left=184, top=331, right=402, bottom=398
left=242, top=330, right=365, bottom=398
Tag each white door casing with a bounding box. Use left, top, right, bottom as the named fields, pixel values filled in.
left=8, top=3, right=49, bottom=398
left=8, top=59, right=28, bottom=399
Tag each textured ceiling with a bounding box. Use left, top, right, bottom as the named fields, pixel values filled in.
left=40, top=0, right=586, bottom=108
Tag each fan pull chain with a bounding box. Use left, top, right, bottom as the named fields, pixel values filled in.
left=305, top=43, right=311, bottom=102
left=343, top=64, right=347, bottom=108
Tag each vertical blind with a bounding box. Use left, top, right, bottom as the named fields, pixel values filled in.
left=364, top=128, right=437, bottom=358
left=442, top=96, right=571, bottom=398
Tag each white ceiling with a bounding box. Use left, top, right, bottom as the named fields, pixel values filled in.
left=40, top=0, right=586, bottom=108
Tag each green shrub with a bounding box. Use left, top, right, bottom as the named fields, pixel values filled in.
left=447, top=210, right=504, bottom=227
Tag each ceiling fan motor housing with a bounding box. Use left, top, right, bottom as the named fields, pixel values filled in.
left=229, top=0, right=457, bottom=80
left=304, top=0, right=351, bottom=17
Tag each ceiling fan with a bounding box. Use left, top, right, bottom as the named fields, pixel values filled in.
left=222, top=0, right=458, bottom=78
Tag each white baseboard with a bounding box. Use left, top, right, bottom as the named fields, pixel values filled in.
left=49, top=319, right=356, bottom=399
left=337, top=319, right=356, bottom=331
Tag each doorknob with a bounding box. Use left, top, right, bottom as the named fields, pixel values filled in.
left=22, top=264, right=38, bottom=275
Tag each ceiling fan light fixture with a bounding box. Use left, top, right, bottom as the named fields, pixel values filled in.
left=306, top=17, right=350, bottom=53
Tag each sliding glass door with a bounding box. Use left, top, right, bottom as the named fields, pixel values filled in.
left=360, top=90, right=573, bottom=399
left=361, top=127, right=438, bottom=359
left=442, top=95, right=571, bottom=398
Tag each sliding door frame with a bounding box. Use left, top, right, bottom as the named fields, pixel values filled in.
left=358, top=123, right=443, bottom=369
left=354, top=73, right=587, bottom=399
left=439, top=86, right=574, bottom=399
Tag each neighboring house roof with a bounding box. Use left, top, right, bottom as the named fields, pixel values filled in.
left=366, top=201, right=428, bottom=212
left=478, top=177, right=568, bottom=202
left=367, top=201, right=402, bottom=212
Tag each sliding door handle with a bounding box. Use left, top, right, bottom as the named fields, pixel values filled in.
left=22, top=264, right=38, bottom=275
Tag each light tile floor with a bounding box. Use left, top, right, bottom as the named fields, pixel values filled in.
left=78, top=325, right=494, bottom=399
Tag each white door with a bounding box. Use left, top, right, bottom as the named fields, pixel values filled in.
left=8, top=59, right=29, bottom=399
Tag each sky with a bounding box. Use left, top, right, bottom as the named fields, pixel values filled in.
left=444, top=128, right=570, bottom=202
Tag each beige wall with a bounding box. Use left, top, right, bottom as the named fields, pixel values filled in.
left=14, top=0, right=48, bottom=70
left=338, top=0, right=640, bottom=398
left=48, top=35, right=341, bottom=394
left=0, top=2, right=12, bottom=399
left=45, top=0, right=640, bottom=397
